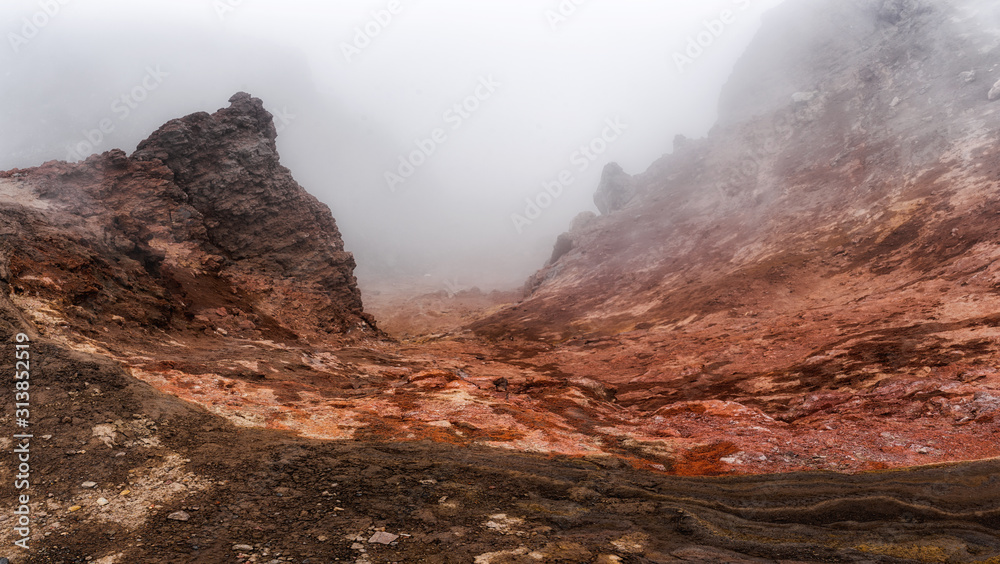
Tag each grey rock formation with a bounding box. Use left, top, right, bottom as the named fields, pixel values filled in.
left=989, top=79, right=1000, bottom=101
left=570, top=211, right=598, bottom=233
left=593, top=163, right=635, bottom=216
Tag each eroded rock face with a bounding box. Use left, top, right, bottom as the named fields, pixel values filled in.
left=6, top=0, right=1000, bottom=499
left=593, top=162, right=635, bottom=216
left=1, top=92, right=374, bottom=341
left=467, top=0, right=1000, bottom=470
left=9, top=13, right=1000, bottom=561
left=487, top=0, right=1000, bottom=338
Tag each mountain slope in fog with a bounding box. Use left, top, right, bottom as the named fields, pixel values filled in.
left=7, top=3, right=1000, bottom=560
left=481, top=0, right=1000, bottom=339
left=455, top=0, right=1000, bottom=474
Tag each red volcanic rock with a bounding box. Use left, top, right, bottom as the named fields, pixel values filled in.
left=5, top=1, right=1000, bottom=487
left=1, top=92, right=375, bottom=341
left=467, top=0, right=1000, bottom=472
left=9, top=6, right=1000, bottom=561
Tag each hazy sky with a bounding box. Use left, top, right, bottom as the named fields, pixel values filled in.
left=0, top=0, right=785, bottom=291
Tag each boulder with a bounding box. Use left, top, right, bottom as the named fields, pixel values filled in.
left=593, top=163, right=635, bottom=216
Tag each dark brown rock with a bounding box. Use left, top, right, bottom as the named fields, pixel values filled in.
left=2, top=92, right=375, bottom=340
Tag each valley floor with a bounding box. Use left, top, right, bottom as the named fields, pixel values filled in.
left=4, top=284, right=1000, bottom=563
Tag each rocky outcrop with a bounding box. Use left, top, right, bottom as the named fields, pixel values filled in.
left=569, top=210, right=597, bottom=232
left=484, top=0, right=1000, bottom=338
left=989, top=79, right=1000, bottom=101
left=1, top=92, right=375, bottom=341
left=132, top=92, right=373, bottom=335
left=592, top=162, right=635, bottom=215
left=471, top=0, right=1000, bottom=466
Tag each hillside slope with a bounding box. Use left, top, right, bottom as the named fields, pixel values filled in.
left=6, top=2, right=1000, bottom=560
left=482, top=0, right=1000, bottom=340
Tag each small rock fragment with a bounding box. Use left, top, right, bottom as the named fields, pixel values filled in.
left=232, top=544, right=253, bottom=552
left=368, top=531, right=399, bottom=544
left=97, top=498, right=109, bottom=506
left=81, top=481, right=97, bottom=489
left=167, top=511, right=190, bottom=522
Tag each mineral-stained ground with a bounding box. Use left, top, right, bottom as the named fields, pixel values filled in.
left=5, top=0, right=1000, bottom=562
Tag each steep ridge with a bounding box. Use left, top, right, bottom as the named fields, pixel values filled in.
left=464, top=0, right=1000, bottom=473
left=482, top=0, right=1000, bottom=339
left=1, top=92, right=374, bottom=342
